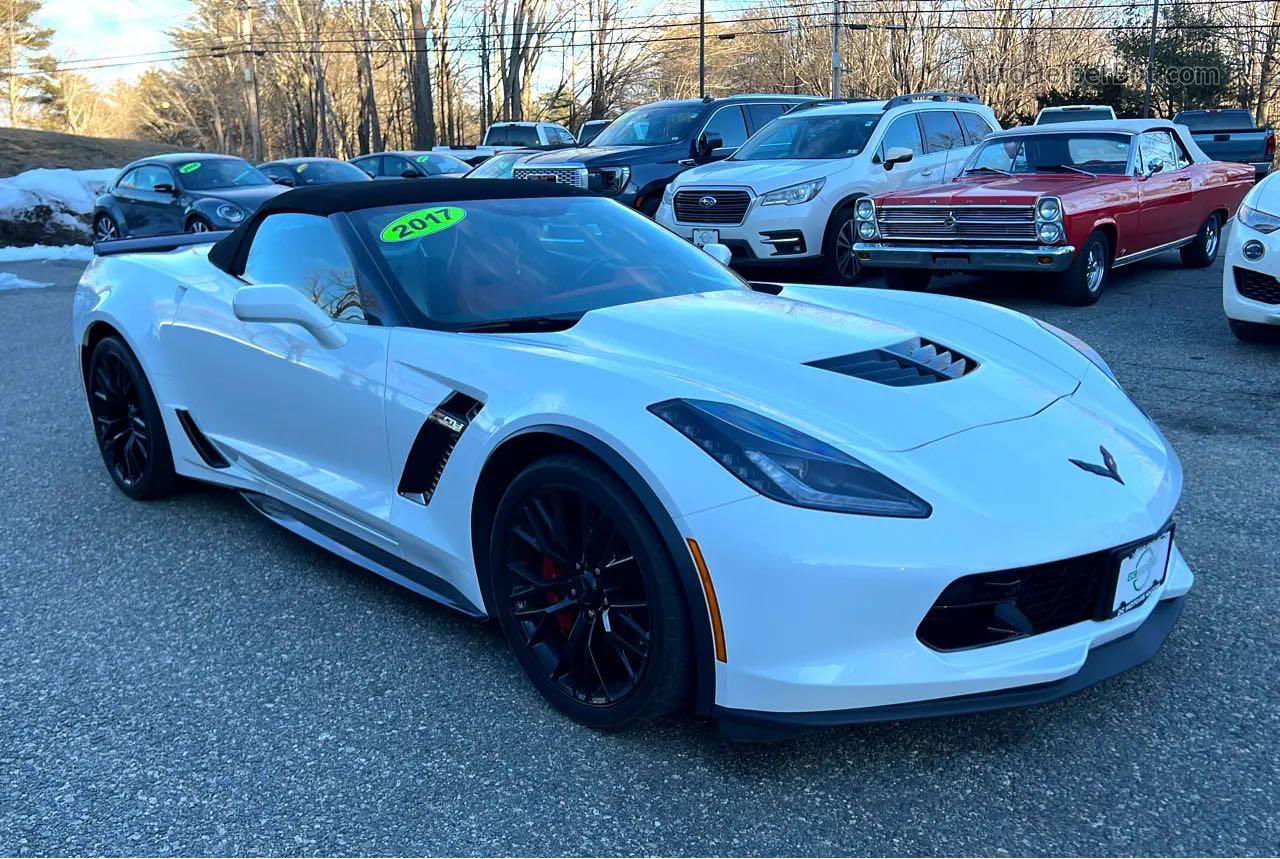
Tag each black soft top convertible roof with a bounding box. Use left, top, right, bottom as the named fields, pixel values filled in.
left=208, top=178, right=590, bottom=273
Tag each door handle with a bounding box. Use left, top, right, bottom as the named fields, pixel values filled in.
left=1173, top=176, right=1191, bottom=182
left=921, top=169, right=935, bottom=176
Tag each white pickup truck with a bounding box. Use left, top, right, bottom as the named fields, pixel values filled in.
left=432, top=122, right=576, bottom=166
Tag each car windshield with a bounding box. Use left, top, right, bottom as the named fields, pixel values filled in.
left=416, top=153, right=470, bottom=175
left=1038, top=109, right=1113, bottom=124
left=966, top=133, right=1132, bottom=175
left=286, top=161, right=369, bottom=184
left=1174, top=110, right=1254, bottom=131
left=591, top=104, right=703, bottom=146
left=465, top=152, right=527, bottom=179
left=732, top=113, right=879, bottom=161
left=350, top=197, right=745, bottom=327
left=176, top=158, right=271, bottom=189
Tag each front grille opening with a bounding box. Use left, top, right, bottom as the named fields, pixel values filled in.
left=876, top=204, right=1038, bottom=242
left=918, top=550, right=1115, bottom=651
left=673, top=189, right=751, bottom=225
left=807, top=337, right=978, bottom=386
left=1234, top=266, right=1280, bottom=305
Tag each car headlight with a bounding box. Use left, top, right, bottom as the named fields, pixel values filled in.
left=661, top=183, right=674, bottom=206
left=855, top=198, right=875, bottom=220
left=649, top=399, right=931, bottom=518
left=1239, top=202, right=1280, bottom=234
left=215, top=203, right=245, bottom=223
left=759, top=178, right=825, bottom=207
left=1038, top=222, right=1062, bottom=243
left=1036, top=197, right=1061, bottom=220
left=587, top=166, right=630, bottom=195
left=857, top=220, right=877, bottom=240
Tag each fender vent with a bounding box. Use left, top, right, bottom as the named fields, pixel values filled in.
left=807, top=337, right=977, bottom=387
left=397, top=392, right=483, bottom=505
left=175, top=409, right=229, bottom=468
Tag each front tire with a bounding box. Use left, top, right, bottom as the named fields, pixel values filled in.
left=489, top=454, right=690, bottom=730
left=85, top=336, right=179, bottom=500
left=823, top=206, right=863, bottom=284
left=1229, top=317, right=1280, bottom=343
left=93, top=212, right=121, bottom=241
left=1181, top=212, right=1221, bottom=268
left=186, top=216, right=213, bottom=233
left=1053, top=230, right=1109, bottom=306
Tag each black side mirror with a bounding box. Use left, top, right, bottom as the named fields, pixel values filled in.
left=270, top=176, right=295, bottom=186
left=153, top=182, right=176, bottom=194
left=401, top=168, right=424, bottom=179
left=696, top=131, right=724, bottom=160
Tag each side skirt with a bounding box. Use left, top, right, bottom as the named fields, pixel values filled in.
left=1112, top=234, right=1196, bottom=268
left=240, top=491, right=486, bottom=619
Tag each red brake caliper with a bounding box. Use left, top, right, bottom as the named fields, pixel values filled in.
left=543, top=557, right=574, bottom=633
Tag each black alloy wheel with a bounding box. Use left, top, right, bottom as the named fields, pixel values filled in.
left=86, top=337, right=178, bottom=499
left=824, top=210, right=863, bottom=284
left=93, top=213, right=120, bottom=241
left=186, top=217, right=212, bottom=233
left=490, top=454, right=689, bottom=729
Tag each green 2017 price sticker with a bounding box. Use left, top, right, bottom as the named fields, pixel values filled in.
left=179, top=161, right=201, bottom=174
left=379, top=206, right=466, bottom=242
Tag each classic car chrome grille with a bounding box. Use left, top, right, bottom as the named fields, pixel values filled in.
left=1234, top=267, right=1280, bottom=304
left=877, top=205, right=1038, bottom=242
left=512, top=164, right=588, bottom=189
left=673, top=189, right=751, bottom=225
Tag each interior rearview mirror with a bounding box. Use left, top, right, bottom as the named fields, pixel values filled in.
left=702, top=242, right=733, bottom=266
left=883, top=147, right=914, bottom=169
left=232, top=284, right=347, bottom=349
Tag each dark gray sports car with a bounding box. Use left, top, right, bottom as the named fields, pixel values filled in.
left=92, top=153, right=287, bottom=240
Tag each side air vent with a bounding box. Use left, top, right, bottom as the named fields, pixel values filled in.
left=397, top=392, right=484, bottom=505
left=807, top=337, right=978, bottom=387
left=175, top=409, right=229, bottom=468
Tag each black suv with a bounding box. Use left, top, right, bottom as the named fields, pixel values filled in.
left=512, top=94, right=818, bottom=215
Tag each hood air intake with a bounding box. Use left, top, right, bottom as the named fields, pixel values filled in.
left=807, top=337, right=977, bottom=387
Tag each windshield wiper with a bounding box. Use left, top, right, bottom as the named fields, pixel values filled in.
left=1034, top=164, right=1096, bottom=177
left=454, top=313, right=583, bottom=333
left=963, top=166, right=1012, bottom=176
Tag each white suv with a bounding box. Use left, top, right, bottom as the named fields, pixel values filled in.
left=655, top=93, right=1000, bottom=283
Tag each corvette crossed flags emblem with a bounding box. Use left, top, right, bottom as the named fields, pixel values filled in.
left=1070, top=445, right=1124, bottom=485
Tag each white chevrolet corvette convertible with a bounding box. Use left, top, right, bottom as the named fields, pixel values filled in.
left=74, top=180, right=1192, bottom=740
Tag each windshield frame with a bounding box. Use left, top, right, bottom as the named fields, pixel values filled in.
left=590, top=102, right=707, bottom=148
left=962, top=131, right=1136, bottom=177
left=343, top=196, right=748, bottom=332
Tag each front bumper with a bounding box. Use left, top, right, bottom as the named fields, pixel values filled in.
left=655, top=197, right=826, bottom=262
left=1223, top=219, right=1280, bottom=325
left=718, top=595, right=1186, bottom=740
left=854, top=242, right=1076, bottom=272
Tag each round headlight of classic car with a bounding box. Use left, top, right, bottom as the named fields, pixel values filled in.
left=1038, top=222, right=1062, bottom=243
left=855, top=199, right=875, bottom=220
left=1036, top=198, right=1061, bottom=220
left=857, top=220, right=877, bottom=240
left=215, top=203, right=245, bottom=223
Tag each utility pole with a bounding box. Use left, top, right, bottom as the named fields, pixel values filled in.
left=699, top=0, right=706, bottom=98
left=830, top=0, right=841, bottom=99
left=238, top=1, right=263, bottom=161
left=409, top=0, right=436, bottom=148
left=479, top=17, right=489, bottom=129
left=1142, top=0, right=1160, bottom=118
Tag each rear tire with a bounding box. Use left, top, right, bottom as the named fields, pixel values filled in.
left=186, top=216, right=213, bottom=233
left=1180, top=212, right=1221, bottom=268
left=489, top=453, right=690, bottom=730
left=823, top=206, right=862, bottom=284
left=1229, top=318, right=1280, bottom=343
left=1053, top=230, right=1109, bottom=306
left=93, top=212, right=121, bottom=241
left=883, top=268, right=932, bottom=291
left=85, top=336, right=179, bottom=500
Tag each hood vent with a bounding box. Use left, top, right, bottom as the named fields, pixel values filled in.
left=807, top=337, right=977, bottom=387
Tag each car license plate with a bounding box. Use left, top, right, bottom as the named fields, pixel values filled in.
left=692, top=228, right=719, bottom=247
left=1112, top=529, right=1173, bottom=615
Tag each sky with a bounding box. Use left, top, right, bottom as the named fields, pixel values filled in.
left=35, top=0, right=194, bottom=84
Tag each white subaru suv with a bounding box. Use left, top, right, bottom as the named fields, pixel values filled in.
left=655, top=93, right=1000, bottom=283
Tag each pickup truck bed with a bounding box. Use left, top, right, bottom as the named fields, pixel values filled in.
left=1175, top=110, right=1275, bottom=178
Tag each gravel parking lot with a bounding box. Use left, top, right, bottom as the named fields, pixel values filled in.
left=1, top=253, right=1277, bottom=856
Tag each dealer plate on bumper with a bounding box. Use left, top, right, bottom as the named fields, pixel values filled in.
left=692, top=228, right=719, bottom=247
left=1111, top=529, right=1174, bottom=615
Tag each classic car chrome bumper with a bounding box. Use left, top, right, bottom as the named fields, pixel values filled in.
left=854, top=243, right=1076, bottom=272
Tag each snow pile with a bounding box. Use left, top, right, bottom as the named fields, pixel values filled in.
left=0, top=243, right=95, bottom=261
left=0, top=167, right=119, bottom=247
left=0, top=271, right=54, bottom=290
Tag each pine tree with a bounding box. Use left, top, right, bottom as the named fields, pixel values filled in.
left=1, top=0, right=54, bottom=127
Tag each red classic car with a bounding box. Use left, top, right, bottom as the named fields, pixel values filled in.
left=852, top=119, right=1255, bottom=304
